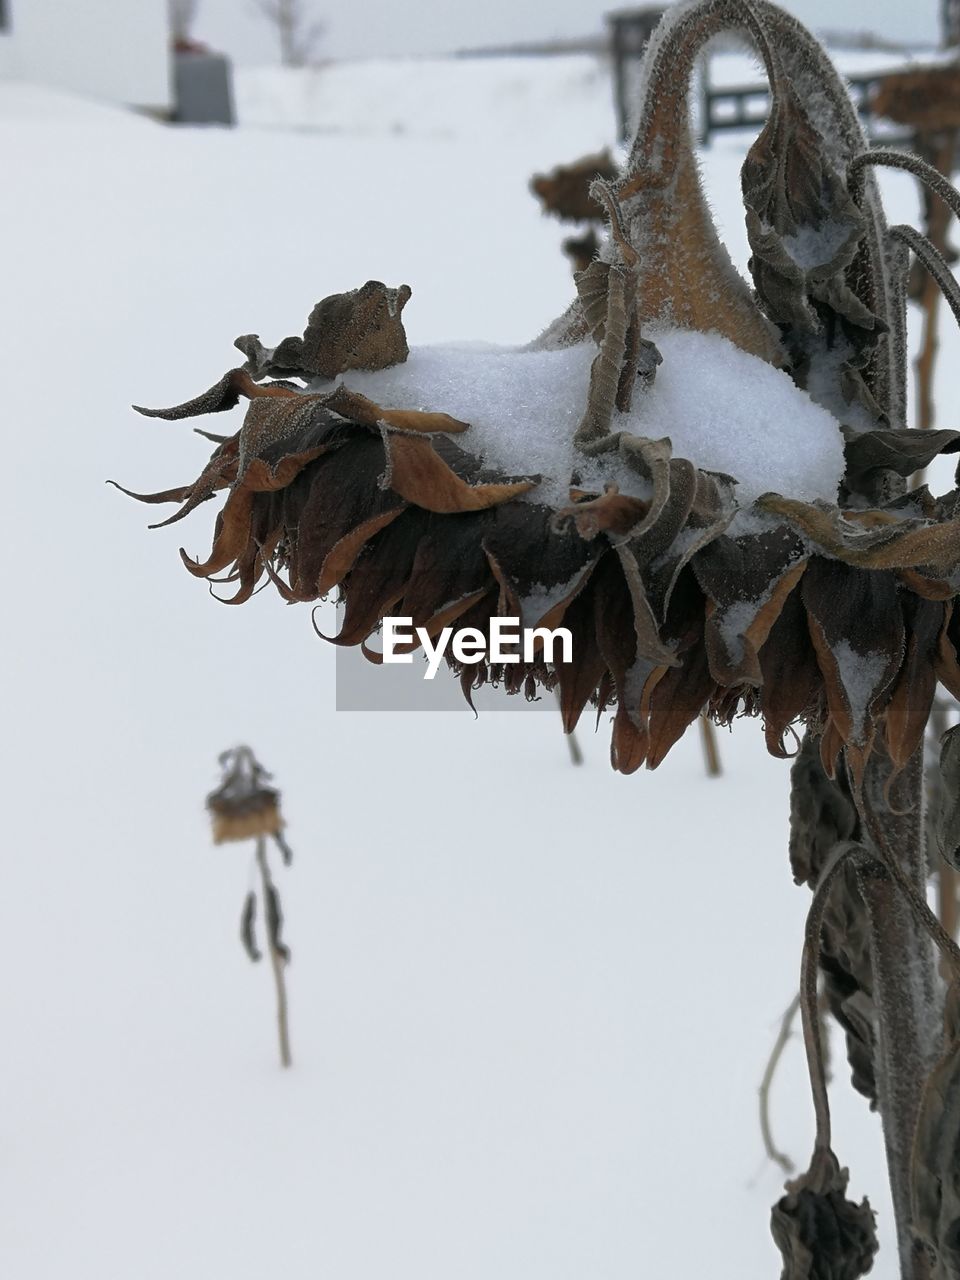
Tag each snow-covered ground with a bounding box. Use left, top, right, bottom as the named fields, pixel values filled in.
left=0, top=47, right=951, bottom=1280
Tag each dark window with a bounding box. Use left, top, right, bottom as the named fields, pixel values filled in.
left=0, top=2, right=9, bottom=34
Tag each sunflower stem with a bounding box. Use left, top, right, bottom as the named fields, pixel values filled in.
left=856, top=749, right=942, bottom=1279
left=256, top=836, right=293, bottom=1069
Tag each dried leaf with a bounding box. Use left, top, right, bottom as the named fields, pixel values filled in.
left=265, top=883, right=290, bottom=964
left=240, top=891, right=262, bottom=963
left=843, top=428, right=960, bottom=485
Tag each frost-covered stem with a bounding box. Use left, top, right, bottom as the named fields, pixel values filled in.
left=856, top=750, right=941, bottom=1278
left=930, top=697, right=960, bottom=963
left=256, top=837, right=292, bottom=1069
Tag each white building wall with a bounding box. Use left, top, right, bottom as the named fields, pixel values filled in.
left=0, top=0, right=171, bottom=111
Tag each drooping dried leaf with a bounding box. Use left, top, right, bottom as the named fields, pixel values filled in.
left=789, top=734, right=877, bottom=1105
left=742, top=79, right=864, bottom=318
left=240, top=891, right=262, bottom=963
left=759, top=588, right=822, bottom=757
left=884, top=597, right=943, bottom=770
left=484, top=504, right=602, bottom=630
left=761, top=494, right=960, bottom=577
left=692, top=527, right=807, bottom=686
left=843, top=428, right=960, bottom=486
left=274, top=831, right=294, bottom=868
left=265, top=883, right=290, bottom=963
left=802, top=561, right=904, bottom=757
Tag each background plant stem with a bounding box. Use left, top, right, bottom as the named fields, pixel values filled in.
left=256, top=836, right=292, bottom=1069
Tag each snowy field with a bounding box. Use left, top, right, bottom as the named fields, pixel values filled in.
left=0, top=50, right=951, bottom=1280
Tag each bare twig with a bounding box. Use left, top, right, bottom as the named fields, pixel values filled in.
left=759, top=991, right=801, bottom=1175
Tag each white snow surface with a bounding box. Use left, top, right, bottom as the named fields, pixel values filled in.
left=4, top=46, right=958, bottom=1280
left=236, top=54, right=613, bottom=140
left=338, top=329, right=845, bottom=505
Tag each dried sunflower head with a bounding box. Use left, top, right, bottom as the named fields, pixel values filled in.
left=207, top=745, right=286, bottom=847
left=119, top=0, right=960, bottom=784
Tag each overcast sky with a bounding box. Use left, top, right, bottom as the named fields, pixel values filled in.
left=193, top=0, right=942, bottom=64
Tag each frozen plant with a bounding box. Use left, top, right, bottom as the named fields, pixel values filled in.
left=207, top=746, right=294, bottom=1069
left=119, top=1, right=960, bottom=1274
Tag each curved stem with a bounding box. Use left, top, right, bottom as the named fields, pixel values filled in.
left=759, top=991, right=801, bottom=1175
left=889, top=224, right=960, bottom=335
left=799, top=842, right=871, bottom=1157
left=851, top=149, right=960, bottom=226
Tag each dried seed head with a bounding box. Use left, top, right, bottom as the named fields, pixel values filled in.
left=206, top=745, right=285, bottom=845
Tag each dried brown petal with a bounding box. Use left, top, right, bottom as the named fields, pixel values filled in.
left=383, top=432, right=535, bottom=513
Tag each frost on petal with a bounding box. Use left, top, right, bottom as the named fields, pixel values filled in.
left=802, top=561, right=904, bottom=764
left=692, top=526, right=807, bottom=686
left=484, top=504, right=602, bottom=630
